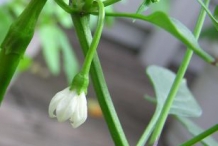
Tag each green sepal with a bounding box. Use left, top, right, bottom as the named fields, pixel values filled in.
left=70, top=73, right=89, bottom=95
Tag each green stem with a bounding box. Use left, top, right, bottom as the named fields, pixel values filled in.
left=70, top=0, right=104, bottom=94
left=149, top=0, right=210, bottom=145
left=71, top=5, right=129, bottom=146
left=149, top=48, right=194, bottom=146
left=180, top=124, right=218, bottom=146
left=136, top=108, right=161, bottom=146
left=55, top=0, right=76, bottom=13
left=197, top=0, right=218, bottom=24
left=83, top=0, right=94, bottom=11
left=80, top=0, right=105, bottom=76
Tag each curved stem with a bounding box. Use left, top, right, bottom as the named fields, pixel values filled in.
left=80, top=0, right=105, bottom=76
left=149, top=0, right=210, bottom=145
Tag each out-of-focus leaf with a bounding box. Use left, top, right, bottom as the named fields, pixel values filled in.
left=201, top=26, right=218, bottom=40
left=90, top=15, right=98, bottom=29
left=39, top=25, right=60, bottom=75
left=150, top=0, right=171, bottom=13
left=176, top=116, right=218, bottom=146
left=41, top=0, right=53, bottom=16
left=142, top=65, right=202, bottom=144
left=58, top=30, right=79, bottom=83
left=17, top=56, right=32, bottom=72
left=146, top=65, right=202, bottom=117
left=8, top=0, right=27, bottom=16
left=54, top=0, right=73, bottom=28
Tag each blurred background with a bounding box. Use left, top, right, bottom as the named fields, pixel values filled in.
left=0, top=0, right=218, bottom=145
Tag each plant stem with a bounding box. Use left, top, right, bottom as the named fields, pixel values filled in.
left=149, top=48, right=194, bottom=146
left=80, top=0, right=104, bottom=76
left=71, top=8, right=129, bottom=146
left=55, top=0, right=76, bottom=13
left=180, top=124, right=218, bottom=146
left=136, top=108, right=161, bottom=146
left=149, top=0, right=210, bottom=145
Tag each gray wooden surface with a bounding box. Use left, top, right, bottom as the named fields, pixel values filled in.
left=0, top=32, right=159, bottom=146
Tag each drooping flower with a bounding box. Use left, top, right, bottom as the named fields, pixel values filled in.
left=48, top=87, right=87, bottom=128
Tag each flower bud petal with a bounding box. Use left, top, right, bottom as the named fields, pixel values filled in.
left=48, top=87, right=88, bottom=128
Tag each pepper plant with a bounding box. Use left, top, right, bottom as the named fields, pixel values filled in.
left=0, top=0, right=218, bottom=146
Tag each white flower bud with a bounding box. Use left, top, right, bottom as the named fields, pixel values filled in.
left=49, top=87, right=87, bottom=128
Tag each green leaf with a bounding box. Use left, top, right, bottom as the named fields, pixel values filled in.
left=146, top=65, right=202, bottom=117
left=105, top=12, right=214, bottom=63
left=177, top=116, right=218, bottom=146
left=201, top=26, right=218, bottom=40
left=39, top=25, right=60, bottom=75
left=150, top=0, right=171, bottom=13
left=8, top=1, right=26, bottom=16
left=17, top=56, right=32, bottom=72
left=139, top=65, right=202, bottom=145
left=58, top=30, right=79, bottom=83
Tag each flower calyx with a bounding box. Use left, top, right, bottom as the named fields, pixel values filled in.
left=70, top=72, right=89, bottom=95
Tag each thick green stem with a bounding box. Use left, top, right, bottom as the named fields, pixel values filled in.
left=149, top=0, right=210, bottom=145
left=71, top=10, right=129, bottom=146
left=70, top=0, right=105, bottom=94
left=180, top=124, right=218, bottom=146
